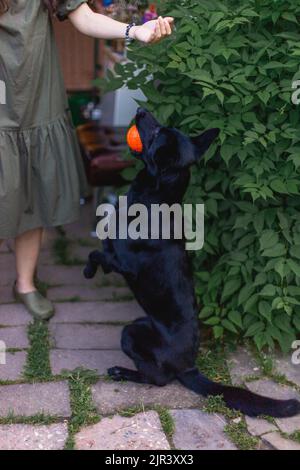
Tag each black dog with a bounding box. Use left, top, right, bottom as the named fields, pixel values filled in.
left=84, top=108, right=300, bottom=418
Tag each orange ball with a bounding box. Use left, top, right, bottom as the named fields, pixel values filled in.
left=127, top=125, right=143, bottom=153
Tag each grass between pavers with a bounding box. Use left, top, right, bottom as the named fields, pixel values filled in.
left=35, top=278, right=49, bottom=298
left=23, top=321, right=52, bottom=381
left=203, top=395, right=239, bottom=420
left=283, top=430, right=300, bottom=444
left=20, top=314, right=103, bottom=448
left=224, top=421, right=260, bottom=451
left=197, top=346, right=261, bottom=450
left=0, top=413, right=60, bottom=426
left=108, top=293, right=135, bottom=303
left=203, top=396, right=259, bottom=450
left=96, top=279, right=126, bottom=289
left=156, top=406, right=175, bottom=445
left=61, top=368, right=100, bottom=450
left=196, top=344, right=231, bottom=385
left=252, top=348, right=300, bottom=393
left=119, top=404, right=175, bottom=448
left=77, top=238, right=97, bottom=248
left=53, top=236, right=85, bottom=267
left=119, top=404, right=175, bottom=438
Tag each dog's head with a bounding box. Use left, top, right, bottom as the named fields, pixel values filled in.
left=134, top=108, right=219, bottom=178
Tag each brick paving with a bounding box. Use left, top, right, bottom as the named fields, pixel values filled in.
left=50, top=324, right=123, bottom=350
left=170, top=410, right=237, bottom=450
left=0, top=382, right=71, bottom=418
left=0, top=423, right=68, bottom=450
left=0, top=326, right=29, bottom=349
left=91, top=381, right=205, bottom=415
left=0, top=304, right=31, bottom=326
left=0, top=207, right=300, bottom=450
left=75, top=411, right=170, bottom=451
left=47, top=285, right=131, bottom=302
left=0, top=352, right=27, bottom=381
left=50, top=349, right=134, bottom=376
left=49, top=301, right=144, bottom=324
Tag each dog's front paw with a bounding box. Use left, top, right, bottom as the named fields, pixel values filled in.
left=107, top=366, right=126, bottom=381
left=83, top=265, right=95, bottom=279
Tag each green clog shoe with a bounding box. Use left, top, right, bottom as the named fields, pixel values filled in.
left=13, top=283, right=54, bottom=321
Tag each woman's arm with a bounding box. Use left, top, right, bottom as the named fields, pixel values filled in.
left=69, top=3, right=173, bottom=44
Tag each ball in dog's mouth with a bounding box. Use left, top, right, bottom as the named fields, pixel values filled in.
left=127, top=124, right=143, bottom=154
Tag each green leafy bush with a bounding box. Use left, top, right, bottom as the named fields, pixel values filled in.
left=98, top=0, right=300, bottom=352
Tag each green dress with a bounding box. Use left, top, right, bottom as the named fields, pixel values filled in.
left=0, top=0, right=90, bottom=239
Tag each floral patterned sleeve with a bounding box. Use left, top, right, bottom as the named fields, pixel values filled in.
left=55, top=0, right=92, bottom=21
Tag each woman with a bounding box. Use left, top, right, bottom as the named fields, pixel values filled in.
left=0, top=0, right=173, bottom=319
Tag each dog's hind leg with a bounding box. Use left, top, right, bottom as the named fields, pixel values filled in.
left=108, top=320, right=175, bottom=387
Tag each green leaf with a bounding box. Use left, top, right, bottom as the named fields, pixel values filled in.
left=245, top=321, right=265, bottom=337
left=196, top=272, right=210, bottom=282
left=276, top=330, right=296, bottom=353
left=213, top=326, right=224, bottom=339
left=262, top=243, right=286, bottom=258
left=290, top=245, right=300, bottom=260
left=204, top=317, right=220, bottom=326
left=238, top=284, right=255, bottom=306
left=221, top=145, right=235, bottom=164
left=282, top=12, right=298, bottom=24
left=254, top=332, right=267, bottom=351
left=293, top=315, right=300, bottom=332
left=287, top=286, right=300, bottom=297
left=199, top=306, right=214, bottom=319
left=229, top=310, right=243, bottom=328
left=274, top=315, right=292, bottom=334
left=274, top=258, right=286, bottom=280
left=254, top=272, right=267, bottom=287
left=287, top=259, right=300, bottom=278
left=244, top=294, right=258, bottom=313
left=272, top=297, right=285, bottom=310
left=260, top=284, right=277, bottom=297
left=221, top=319, right=238, bottom=333
left=259, top=231, right=279, bottom=251
left=258, top=301, right=272, bottom=323
left=267, top=324, right=282, bottom=341
left=208, top=12, right=225, bottom=29
left=270, top=179, right=288, bottom=194
left=221, top=278, right=242, bottom=302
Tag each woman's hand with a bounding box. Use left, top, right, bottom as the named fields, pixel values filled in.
left=130, top=17, right=174, bottom=44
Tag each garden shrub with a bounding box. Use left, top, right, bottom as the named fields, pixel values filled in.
left=98, top=0, right=300, bottom=352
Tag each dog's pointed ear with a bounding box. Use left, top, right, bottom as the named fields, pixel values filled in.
left=191, top=128, right=220, bottom=157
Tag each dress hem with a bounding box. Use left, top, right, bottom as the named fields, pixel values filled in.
left=0, top=213, right=81, bottom=241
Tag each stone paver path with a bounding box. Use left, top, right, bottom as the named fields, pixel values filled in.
left=1, top=204, right=300, bottom=450
left=170, top=410, right=237, bottom=450
left=0, top=423, right=68, bottom=450
left=0, top=382, right=71, bottom=418
left=75, top=411, right=170, bottom=451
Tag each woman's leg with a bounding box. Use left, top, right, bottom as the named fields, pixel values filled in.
left=15, top=228, right=43, bottom=293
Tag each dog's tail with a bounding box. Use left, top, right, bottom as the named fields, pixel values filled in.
left=177, top=368, right=300, bottom=418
